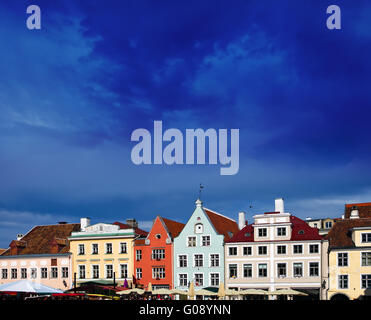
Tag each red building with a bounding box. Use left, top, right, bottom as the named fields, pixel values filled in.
left=133, top=216, right=184, bottom=290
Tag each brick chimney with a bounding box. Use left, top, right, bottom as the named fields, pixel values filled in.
left=126, top=218, right=138, bottom=228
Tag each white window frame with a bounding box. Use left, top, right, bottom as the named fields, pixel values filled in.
left=120, top=264, right=128, bottom=279
left=187, top=236, right=197, bottom=247
left=201, top=235, right=211, bottom=246
left=193, top=253, right=204, bottom=268
left=209, top=272, right=220, bottom=287
left=228, top=246, right=238, bottom=256
left=178, top=254, right=188, bottom=268
left=209, top=253, right=220, bottom=268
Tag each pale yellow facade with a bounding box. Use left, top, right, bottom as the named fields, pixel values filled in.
left=328, top=227, right=371, bottom=300
left=68, top=222, right=139, bottom=286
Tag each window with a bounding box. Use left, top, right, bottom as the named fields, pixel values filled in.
left=92, top=243, right=98, bottom=254
left=194, top=254, right=203, bottom=267
left=258, top=246, right=267, bottom=255
left=229, top=247, right=237, bottom=256
left=309, top=262, right=319, bottom=277
left=1, top=269, right=8, bottom=279
left=136, top=268, right=142, bottom=280
left=120, top=242, right=127, bottom=254
left=338, top=275, right=348, bottom=289
left=31, top=268, right=37, bottom=279
left=338, top=253, right=348, bottom=267
left=277, top=263, right=286, bottom=277
left=51, top=258, right=57, bottom=266
left=194, top=273, right=203, bottom=286
left=92, top=265, right=99, bottom=279
left=195, top=223, right=203, bottom=234
left=78, top=244, right=85, bottom=255
left=41, top=268, right=48, bottom=279
left=277, top=227, right=286, bottom=236
left=155, top=234, right=161, bottom=239
left=243, top=246, right=252, bottom=256
left=362, top=233, right=371, bottom=243
left=106, top=265, right=113, bottom=279
left=258, top=264, right=267, bottom=277
left=79, top=265, right=85, bottom=279
left=325, top=221, right=333, bottom=229
left=258, top=228, right=267, bottom=237
left=152, top=267, right=165, bottom=279
left=179, top=255, right=187, bottom=268
left=210, top=273, right=219, bottom=286
left=51, top=267, right=58, bottom=279
left=202, top=235, right=210, bottom=246
left=188, top=236, right=196, bottom=247
left=136, top=250, right=142, bottom=261
left=11, top=268, right=17, bottom=279
left=229, top=264, right=237, bottom=278
left=106, top=243, right=113, bottom=254
left=120, top=264, right=128, bottom=279
left=293, top=263, right=303, bottom=277
left=309, top=244, right=319, bottom=254
left=277, top=245, right=286, bottom=255
left=152, top=249, right=165, bottom=260
left=210, top=254, right=219, bottom=267
left=21, top=268, right=27, bottom=279
left=293, top=245, right=303, bottom=254
left=243, top=264, right=252, bottom=278
left=361, top=274, right=371, bottom=289
left=362, top=252, right=371, bottom=266
left=179, top=274, right=188, bottom=287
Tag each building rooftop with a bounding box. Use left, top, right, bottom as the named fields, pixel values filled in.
left=226, top=215, right=323, bottom=243
left=203, top=208, right=239, bottom=241
left=344, top=202, right=371, bottom=219
left=325, top=218, right=371, bottom=249
left=1, top=223, right=80, bottom=256
left=160, top=217, right=185, bottom=239
left=112, top=221, right=148, bottom=237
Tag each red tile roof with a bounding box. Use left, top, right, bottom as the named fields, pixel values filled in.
left=1, top=223, right=80, bottom=256
left=325, top=218, right=371, bottom=248
left=204, top=208, right=239, bottom=241
left=0, top=249, right=6, bottom=255
left=161, top=217, right=185, bottom=239
left=226, top=215, right=323, bottom=243
left=113, top=221, right=148, bottom=237
left=344, top=202, right=371, bottom=219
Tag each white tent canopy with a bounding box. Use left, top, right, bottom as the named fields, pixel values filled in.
left=0, top=280, right=63, bottom=294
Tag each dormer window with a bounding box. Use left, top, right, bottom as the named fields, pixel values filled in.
left=298, top=230, right=305, bottom=235
left=195, top=223, right=203, bottom=234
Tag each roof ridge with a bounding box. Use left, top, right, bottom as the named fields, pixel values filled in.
left=203, top=207, right=236, bottom=222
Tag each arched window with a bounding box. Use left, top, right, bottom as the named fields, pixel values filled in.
left=195, top=223, right=203, bottom=234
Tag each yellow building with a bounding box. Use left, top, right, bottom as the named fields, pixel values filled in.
left=68, top=218, right=147, bottom=287
left=326, top=205, right=371, bottom=300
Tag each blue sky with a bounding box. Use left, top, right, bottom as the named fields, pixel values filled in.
left=1, top=1, right=371, bottom=248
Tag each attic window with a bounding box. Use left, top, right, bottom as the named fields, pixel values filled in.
left=155, top=234, right=161, bottom=239
left=298, top=230, right=305, bottom=235
left=228, top=231, right=233, bottom=238
left=245, top=232, right=251, bottom=237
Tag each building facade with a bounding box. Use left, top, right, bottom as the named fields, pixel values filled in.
left=326, top=203, right=371, bottom=300
left=173, top=199, right=239, bottom=291
left=68, top=218, right=147, bottom=287
left=134, top=216, right=184, bottom=290
left=306, top=218, right=339, bottom=236
left=0, top=223, right=80, bottom=291
left=225, top=198, right=328, bottom=299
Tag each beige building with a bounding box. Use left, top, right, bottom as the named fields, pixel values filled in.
left=326, top=203, right=371, bottom=300
left=225, top=198, right=328, bottom=300
left=306, top=217, right=339, bottom=235
left=68, top=218, right=147, bottom=287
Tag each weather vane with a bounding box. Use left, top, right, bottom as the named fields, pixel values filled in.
left=199, top=183, right=204, bottom=200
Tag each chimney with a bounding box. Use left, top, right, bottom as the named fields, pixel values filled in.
left=275, top=198, right=284, bottom=213
left=126, top=218, right=138, bottom=229
left=238, top=212, right=246, bottom=230
left=80, top=217, right=91, bottom=231
left=350, top=206, right=359, bottom=219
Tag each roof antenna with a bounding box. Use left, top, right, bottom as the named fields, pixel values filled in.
left=199, top=183, right=204, bottom=200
